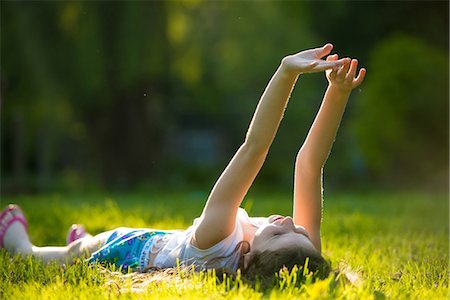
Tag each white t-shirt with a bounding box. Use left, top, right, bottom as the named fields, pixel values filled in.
left=153, top=208, right=268, bottom=271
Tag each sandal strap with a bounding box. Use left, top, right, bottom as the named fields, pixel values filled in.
left=66, top=224, right=87, bottom=245
left=0, top=205, right=28, bottom=248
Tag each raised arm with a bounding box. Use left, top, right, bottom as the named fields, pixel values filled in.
left=193, top=44, right=345, bottom=249
left=293, top=56, right=366, bottom=252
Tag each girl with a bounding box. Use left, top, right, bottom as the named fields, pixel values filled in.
left=0, top=44, right=365, bottom=281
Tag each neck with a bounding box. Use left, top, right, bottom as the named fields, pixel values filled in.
left=242, top=222, right=258, bottom=248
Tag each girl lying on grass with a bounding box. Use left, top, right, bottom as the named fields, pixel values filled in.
left=0, top=44, right=365, bottom=283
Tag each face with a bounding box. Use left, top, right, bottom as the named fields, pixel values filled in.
left=250, top=215, right=317, bottom=254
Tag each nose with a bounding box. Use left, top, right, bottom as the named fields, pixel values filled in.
left=280, top=216, right=295, bottom=227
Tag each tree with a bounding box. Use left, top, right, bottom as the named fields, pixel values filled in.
left=350, top=35, right=448, bottom=187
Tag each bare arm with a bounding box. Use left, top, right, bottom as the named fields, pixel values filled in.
left=294, top=57, right=366, bottom=252
left=193, top=44, right=345, bottom=249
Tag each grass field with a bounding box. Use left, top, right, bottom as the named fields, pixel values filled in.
left=0, top=191, right=448, bottom=299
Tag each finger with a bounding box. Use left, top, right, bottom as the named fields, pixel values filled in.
left=308, top=61, right=319, bottom=68
left=325, top=58, right=339, bottom=72
left=314, top=43, right=333, bottom=58
left=345, top=59, right=359, bottom=82
left=328, top=69, right=338, bottom=79
left=314, top=60, right=344, bottom=71
left=336, top=58, right=351, bottom=77
left=326, top=57, right=346, bottom=67
left=326, top=54, right=338, bottom=62
left=352, top=68, right=366, bottom=87
left=330, top=56, right=341, bottom=72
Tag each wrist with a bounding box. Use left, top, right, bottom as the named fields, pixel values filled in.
left=325, top=85, right=352, bottom=104
left=327, top=83, right=352, bottom=96
left=279, top=59, right=302, bottom=79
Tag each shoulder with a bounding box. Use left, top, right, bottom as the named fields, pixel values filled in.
left=181, top=223, right=244, bottom=270
left=187, top=218, right=243, bottom=254
left=237, top=207, right=268, bottom=227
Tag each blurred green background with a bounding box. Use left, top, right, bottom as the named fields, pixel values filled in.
left=1, top=0, right=448, bottom=194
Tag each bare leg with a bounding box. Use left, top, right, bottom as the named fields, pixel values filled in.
left=1, top=206, right=112, bottom=265
left=8, top=224, right=112, bottom=264
left=31, top=231, right=111, bottom=264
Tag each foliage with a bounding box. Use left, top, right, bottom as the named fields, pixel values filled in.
left=0, top=192, right=448, bottom=299
left=350, top=35, right=449, bottom=185
left=1, top=1, right=448, bottom=192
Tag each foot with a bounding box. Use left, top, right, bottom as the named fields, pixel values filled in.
left=0, top=204, right=29, bottom=252
left=66, top=224, right=88, bottom=245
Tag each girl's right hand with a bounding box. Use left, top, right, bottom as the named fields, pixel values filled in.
left=326, top=54, right=366, bottom=92
left=281, top=43, right=346, bottom=75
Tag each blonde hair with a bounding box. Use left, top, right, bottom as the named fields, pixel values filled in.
left=241, top=247, right=331, bottom=287
left=201, top=240, right=331, bottom=287
left=141, top=240, right=330, bottom=289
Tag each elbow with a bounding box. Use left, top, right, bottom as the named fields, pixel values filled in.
left=296, top=150, right=323, bottom=178
left=241, top=140, right=269, bottom=160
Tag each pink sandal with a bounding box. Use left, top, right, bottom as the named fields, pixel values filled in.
left=0, top=204, right=28, bottom=248
left=66, top=224, right=87, bottom=244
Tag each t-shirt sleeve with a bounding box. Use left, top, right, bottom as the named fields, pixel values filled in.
left=179, top=217, right=243, bottom=270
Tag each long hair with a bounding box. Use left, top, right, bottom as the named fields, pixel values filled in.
left=203, top=240, right=331, bottom=287
left=141, top=240, right=331, bottom=288
left=240, top=247, right=331, bottom=287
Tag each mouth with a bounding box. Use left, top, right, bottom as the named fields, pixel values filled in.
left=271, top=216, right=285, bottom=223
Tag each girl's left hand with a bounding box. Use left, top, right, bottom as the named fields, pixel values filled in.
left=326, top=54, right=366, bottom=92
left=281, top=43, right=346, bottom=75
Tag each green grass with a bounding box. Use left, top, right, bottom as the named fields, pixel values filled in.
left=0, top=191, right=448, bottom=299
